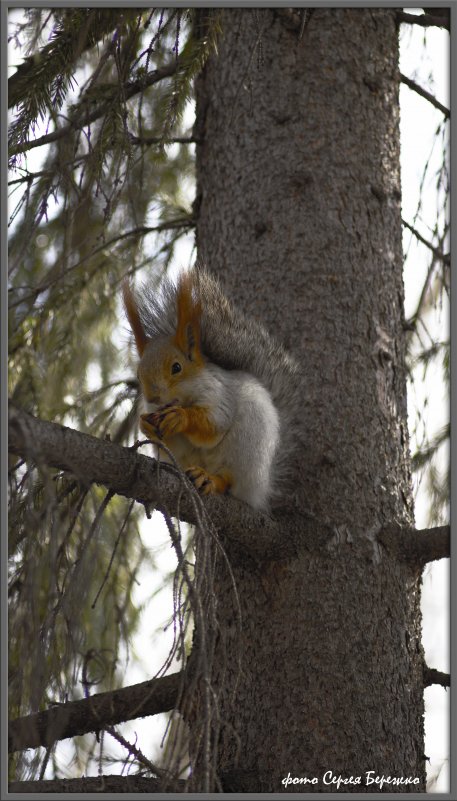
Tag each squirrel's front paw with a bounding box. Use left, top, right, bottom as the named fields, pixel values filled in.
left=143, top=405, right=187, bottom=439
left=139, top=413, right=160, bottom=442
left=186, top=466, right=231, bottom=496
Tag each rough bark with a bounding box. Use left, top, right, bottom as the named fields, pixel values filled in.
left=194, top=8, right=426, bottom=792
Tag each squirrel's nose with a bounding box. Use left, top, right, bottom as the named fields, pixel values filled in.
left=144, top=382, right=161, bottom=404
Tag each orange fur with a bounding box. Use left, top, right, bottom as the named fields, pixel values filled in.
left=182, top=406, right=224, bottom=446
left=123, top=281, right=149, bottom=356
left=140, top=408, right=231, bottom=497
left=143, top=405, right=223, bottom=447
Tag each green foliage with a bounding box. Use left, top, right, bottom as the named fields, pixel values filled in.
left=9, top=10, right=140, bottom=149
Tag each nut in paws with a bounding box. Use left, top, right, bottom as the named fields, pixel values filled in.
left=149, top=405, right=187, bottom=438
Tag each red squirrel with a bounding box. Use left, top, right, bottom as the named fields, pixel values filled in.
left=124, top=269, right=302, bottom=511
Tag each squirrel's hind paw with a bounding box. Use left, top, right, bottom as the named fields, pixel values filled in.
left=186, top=466, right=231, bottom=496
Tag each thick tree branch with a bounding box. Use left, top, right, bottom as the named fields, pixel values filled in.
left=9, top=671, right=182, bottom=753
left=8, top=405, right=299, bottom=560
left=396, top=10, right=450, bottom=30
left=378, top=524, right=450, bottom=566
left=422, top=7, right=450, bottom=18
left=9, top=407, right=448, bottom=567
left=8, top=406, right=337, bottom=559
left=424, top=666, right=450, bottom=688
left=400, top=73, right=450, bottom=119
left=8, top=404, right=203, bottom=522
left=9, top=61, right=177, bottom=157
left=9, top=775, right=186, bottom=793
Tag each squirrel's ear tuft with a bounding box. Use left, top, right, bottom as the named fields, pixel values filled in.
left=123, top=280, right=149, bottom=356
left=174, top=272, right=202, bottom=362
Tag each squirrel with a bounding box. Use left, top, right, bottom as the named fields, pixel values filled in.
left=123, top=268, right=302, bottom=511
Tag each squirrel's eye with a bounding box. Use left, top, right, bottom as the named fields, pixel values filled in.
left=171, top=362, right=182, bottom=375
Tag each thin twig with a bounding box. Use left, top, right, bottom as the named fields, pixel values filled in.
left=129, top=134, right=199, bottom=146
left=106, top=726, right=164, bottom=776
left=400, top=73, right=450, bottom=120
left=402, top=219, right=450, bottom=266
left=92, top=499, right=135, bottom=608
left=8, top=219, right=193, bottom=311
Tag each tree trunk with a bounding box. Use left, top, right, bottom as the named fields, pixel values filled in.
left=194, top=8, right=425, bottom=792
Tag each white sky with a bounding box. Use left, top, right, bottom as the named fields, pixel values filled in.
left=8, top=9, right=450, bottom=792
left=397, top=20, right=450, bottom=793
